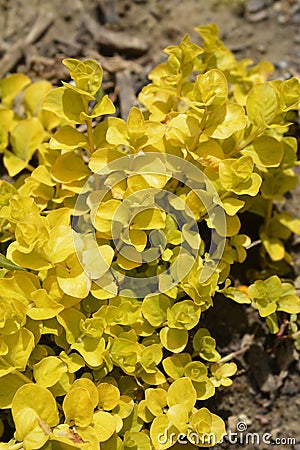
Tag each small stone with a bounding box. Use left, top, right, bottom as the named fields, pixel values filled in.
left=291, top=2, right=300, bottom=15
left=278, top=14, right=288, bottom=24
left=228, top=415, right=239, bottom=430
left=238, top=413, right=252, bottom=426
left=257, top=44, right=266, bottom=53
left=246, top=0, right=266, bottom=14
left=270, top=427, right=281, bottom=438
left=258, top=416, right=269, bottom=425
left=246, top=345, right=277, bottom=393
left=292, top=13, right=300, bottom=25
left=246, top=9, right=269, bottom=22
left=277, top=60, right=288, bottom=69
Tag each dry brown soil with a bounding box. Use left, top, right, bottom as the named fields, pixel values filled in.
left=0, top=0, right=300, bottom=448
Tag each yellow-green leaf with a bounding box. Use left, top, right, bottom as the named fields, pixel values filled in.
left=246, top=84, right=278, bottom=128
left=63, top=387, right=94, bottom=427
left=0, top=73, right=31, bottom=107
left=12, top=384, right=59, bottom=427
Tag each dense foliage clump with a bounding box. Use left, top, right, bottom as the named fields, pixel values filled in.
left=0, top=24, right=300, bottom=449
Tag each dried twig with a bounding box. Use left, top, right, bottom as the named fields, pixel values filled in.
left=116, top=70, right=137, bottom=120
left=97, top=0, right=120, bottom=24
left=82, top=12, right=148, bottom=56
left=0, top=12, right=54, bottom=78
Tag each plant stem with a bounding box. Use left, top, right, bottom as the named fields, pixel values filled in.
left=218, top=330, right=257, bottom=364
left=217, top=344, right=251, bottom=364
left=26, top=164, right=35, bottom=172
left=86, top=118, right=95, bottom=154
left=8, top=443, right=24, bottom=450
left=264, top=199, right=273, bottom=234
left=227, top=128, right=263, bottom=157
left=13, top=369, right=32, bottom=384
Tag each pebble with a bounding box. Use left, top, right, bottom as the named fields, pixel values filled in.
left=276, top=60, right=288, bottom=69
left=238, top=413, right=252, bottom=426
left=246, top=0, right=266, bottom=14
left=270, top=427, right=281, bottom=438
left=227, top=415, right=239, bottom=430
left=278, top=14, right=288, bottom=24
left=291, top=2, right=300, bottom=15
left=246, top=9, right=269, bottom=22
left=257, top=44, right=266, bottom=53
left=258, top=415, right=269, bottom=425
left=292, top=13, right=300, bottom=24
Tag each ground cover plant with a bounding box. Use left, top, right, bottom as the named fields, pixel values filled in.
left=0, top=24, right=300, bottom=449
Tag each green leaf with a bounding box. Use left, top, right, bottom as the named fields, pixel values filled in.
left=145, top=388, right=167, bottom=416
left=63, top=58, right=103, bottom=95
left=142, top=295, right=172, bottom=327
left=277, top=77, right=300, bottom=111
left=0, top=253, right=26, bottom=271
left=246, top=84, right=278, bottom=128
left=0, top=373, right=27, bottom=409
left=80, top=95, right=116, bottom=120
left=12, top=384, right=59, bottom=427
left=24, top=80, right=53, bottom=117
left=150, top=414, right=179, bottom=450
left=63, top=387, right=94, bottom=427
left=0, top=73, right=31, bottom=107
left=261, top=170, right=298, bottom=200
left=260, top=232, right=285, bottom=261
left=266, top=313, right=279, bottom=334
left=248, top=276, right=281, bottom=317
left=123, top=431, right=151, bottom=450
left=222, top=198, right=244, bottom=216
left=97, top=382, right=120, bottom=411
left=242, top=136, right=283, bottom=168
left=4, top=118, right=45, bottom=176
left=167, top=378, right=197, bottom=411
left=43, top=87, right=87, bottom=124
left=193, top=329, right=220, bottom=362
left=192, top=378, right=215, bottom=400
left=50, top=125, right=89, bottom=150
left=130, top=208, right=166, bottom=230
left=11, top=118, right=45, bottom=160
left=1, top=328, right=35, bottom=371
left=162, top=353, right=192, bottom=380
left=277, top=295, right=300, bottom=314
left=188, top=407, right=226, bottom=446
left=223, top=287, right=251, bottom=304
left=112, top=395, right=134, bottom=419
left=167, top=300, right=201, bottom=330
left=160, top=327, right=188, bottom=353
left=193, top=69, right=228, bottom=108
left=72, top=378, right=99, bottom=409
left=33, top=356, right=67, bottom=388
left=14, top=407, right=50, bottom=449
left=184, top=361, right=208, bottom=382
left=204, top=103, right=246, bottom=139
left=167, top=404, right=189, bottom=434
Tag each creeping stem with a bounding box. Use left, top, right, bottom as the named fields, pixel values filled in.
left=86, top=118, right=95, bottom=155
left=264, top=199, right=273, bottom=235
left=13, top=370, right=33, bottom=384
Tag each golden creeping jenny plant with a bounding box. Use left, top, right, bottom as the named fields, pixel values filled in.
left=0, top=25, right=300, bottom=449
